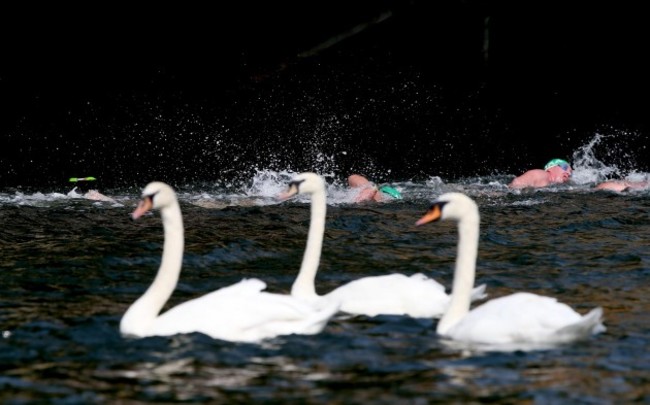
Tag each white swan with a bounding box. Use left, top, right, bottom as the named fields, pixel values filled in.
left=120, top=181, right=339, bottom=343
left=415, top=192, right=605, bottom=347
left=279, top=173, right=486, bottom=318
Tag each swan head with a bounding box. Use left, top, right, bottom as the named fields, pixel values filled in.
left=278, top=172, right=326, bottom=200
left=415, top=192, right=479, bottom=226
left=132, top=182, right=178, bottom=220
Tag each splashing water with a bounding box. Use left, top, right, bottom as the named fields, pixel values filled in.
left=571, top=133, right=619, bottom=184
left=3, top=129, right=649, bottom=209
left=571, top=131, right=647, bottom=185
left=244, top=170, right=300, bottom=198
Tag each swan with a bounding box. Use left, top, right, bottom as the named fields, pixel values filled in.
left=120, top=181, right=339, bottom=343
left=415, top=192, right=605, bottom=347
left=279, top=172, right=486, bottom=318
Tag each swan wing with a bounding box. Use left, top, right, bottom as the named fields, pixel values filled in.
left=237, top=292, right=340, bottom=340
left=326, top=273, right=450, bottom=318
left=448, top=292, right=604, bottom=345
left=152, top=278, right=338, bottom=342
left=554, top=306, right=606, bottom=342
left=470, top=283, right=488, bottom=301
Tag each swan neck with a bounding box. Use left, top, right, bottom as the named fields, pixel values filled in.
left=437, top=215, right=479, bottom=335
left=291, top=189, right=326, bottom=299
left=121, top=202, right=184, bottom=334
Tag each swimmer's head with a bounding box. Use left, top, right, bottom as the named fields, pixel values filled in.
left=69, top=176, right=98, bottom=193
left=378, top=185, right=402, bottom=199
left=544, top=159, right=571, bottom=172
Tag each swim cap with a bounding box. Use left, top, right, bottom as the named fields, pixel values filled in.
left=379, top=186, right=402, bottom=199
left=69, top=177, right=97, bottom=183
left=544, top=159, right=570, bottom=171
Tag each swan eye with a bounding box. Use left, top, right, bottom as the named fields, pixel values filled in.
left=434, top=201, right=449, bottom=210
left=143, top=191, right=159, bottom=202
left=288, top=179, right=305, bottom=192
left=431, top=201, right=450, bottom=217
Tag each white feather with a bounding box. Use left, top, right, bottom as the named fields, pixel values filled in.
left=120, top=182, right=338, bottom=343
left=281, top=173, right=486, bottom=318
left=417, top=192, right=605, bottom=348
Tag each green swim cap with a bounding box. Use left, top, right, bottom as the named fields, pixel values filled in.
left=69, top=177, right=97, bottom=183
left=544, top=159, right=570, bottom=171
left=379, top=185, right=402, bottom=199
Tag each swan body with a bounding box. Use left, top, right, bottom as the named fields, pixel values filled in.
left=324, top=272, right=485, bottom=318
left=279, top=173, right=486, bottom=318
left=416, top=192, right=605, bottom=347
left=120, top=181, right=338, bottom=343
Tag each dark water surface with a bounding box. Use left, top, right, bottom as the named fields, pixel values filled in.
left=1, top=180, right=648, bottom=403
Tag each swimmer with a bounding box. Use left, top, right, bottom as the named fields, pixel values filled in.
left=508, top=158, right=573, bottom=189
left=347, top=174, right=402, bottom=202
left=68, top=177, right=116, bottom=203
left=595, top=179, right=649, bottom=192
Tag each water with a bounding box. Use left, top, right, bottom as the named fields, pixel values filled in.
left=1, top=159, right=649, bottom=403
left=3, top=6, right=649, bottom=401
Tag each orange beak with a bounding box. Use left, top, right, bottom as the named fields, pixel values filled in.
left=415, top=204, right=442, bottom=226
left=278, top=184, right=300, bottom=201
left=131, top=196, right=153, bottom=220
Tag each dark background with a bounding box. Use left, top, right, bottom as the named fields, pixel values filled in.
left=1, top=1, right=649, bottom=190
